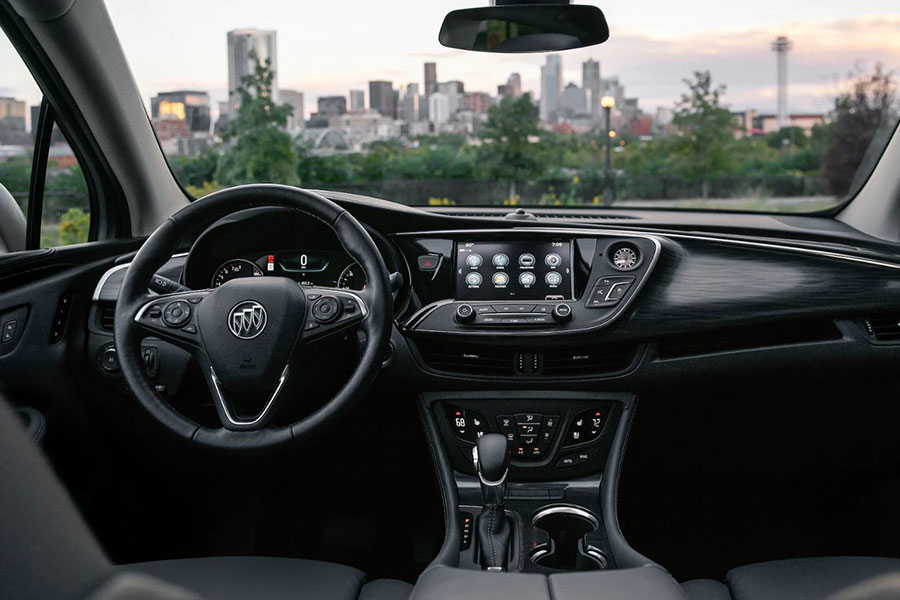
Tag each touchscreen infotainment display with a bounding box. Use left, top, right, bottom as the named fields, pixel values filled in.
left=455, top=240, right=573, bottom=301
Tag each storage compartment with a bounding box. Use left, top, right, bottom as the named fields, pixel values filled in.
left=531, top=506, right=607, bottom=571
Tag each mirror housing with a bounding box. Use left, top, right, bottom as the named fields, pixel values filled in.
left=439, top=2, right=609, bottom=54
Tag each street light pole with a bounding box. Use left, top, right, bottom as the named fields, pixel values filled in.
left=601, top=96, right=616, bottom=206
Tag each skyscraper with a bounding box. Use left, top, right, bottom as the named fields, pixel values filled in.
left=424, top=62, right=437, bottom=96
left=151, top=91, right=211, bottom=132
left=227, top=28, right=278, bottom=114
left=507, top=73, right=522, bottom=97
left=369, top=81, right=396, bottom=118
left=279, top=89, right=305, bottom=129
left=582, top=59, right=601, bottom=121
left=349, top=90, right=365, bottom=112
left=540, top=55, right=562, bottom=122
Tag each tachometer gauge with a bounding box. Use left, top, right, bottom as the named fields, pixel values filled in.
left=211, top=259, right=264, bottom=288
left=337, top=263, right=367, bottom=291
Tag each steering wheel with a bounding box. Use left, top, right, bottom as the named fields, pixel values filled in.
left=114, top=184, right=393, bottom=451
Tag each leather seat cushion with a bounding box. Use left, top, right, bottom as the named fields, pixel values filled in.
left=124, top=556, right=367, bottom=600
left=682, top=579, right=733, bottom=600
left=726, top=557, right=900, bottom=600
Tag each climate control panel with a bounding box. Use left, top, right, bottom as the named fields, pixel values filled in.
left=429, top=394, right=629, bottom=481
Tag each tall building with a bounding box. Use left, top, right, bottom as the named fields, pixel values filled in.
left=349, top=90, right=365, bottom=112
left=369, top=81, right=396, bottom=118
left=0, top=97, right=27, bottom=145
left=560, top=83, right=587, bottom=118
left=424, top=62, right=437, bottom=96
left=399, top=84, right=421, bottom=123
left=772, top=36, right=793, bottom=130
left=507, top=73, right=522, bottom=97
left=582, top=59, right=601, bottom=121
left=317, top=96, right=347, bottom=116
left=279, top=89, right=305, bottom=129
left=540, top=55, right=562, bottom=122
left=227, top=28, right=278, bottom=114
left=464, top=92, right=492, bottom=115
left=428, top=93, right=450, bottom=125
left=150, top=91, right=211, bottom=132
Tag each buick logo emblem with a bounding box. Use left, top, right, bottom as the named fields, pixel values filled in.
left=228, top=301, right=267, bottom=339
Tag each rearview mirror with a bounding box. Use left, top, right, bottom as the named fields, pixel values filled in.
left=439, top=3, right=610, bottom=54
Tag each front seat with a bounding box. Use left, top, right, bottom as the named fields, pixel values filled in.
left=0, top=398, right=411, bottom=600
left=683, top=556, right=900, bottom=600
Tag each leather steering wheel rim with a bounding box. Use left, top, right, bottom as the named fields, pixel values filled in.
left=114, top=184, right=393, bottom=451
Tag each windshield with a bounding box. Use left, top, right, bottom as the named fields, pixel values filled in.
left=108, top=2, right=900, bottom=211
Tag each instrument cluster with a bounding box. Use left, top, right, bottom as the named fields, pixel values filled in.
left=210, top=251, right=367, bottom=291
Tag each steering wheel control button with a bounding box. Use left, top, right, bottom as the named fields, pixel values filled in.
left=417, top=254, right=441, bottom=271
left=455, top=304, right=476, bottom=324
left=312, top=296, right=341, bottom=323
left=182, top=324, right=197, bottom=334
left=545, top=271, right=563, bottom=286
left=562, top=409, right=604, bottom=448
left=465, top=272, right=483, bottom=287
left=163, top=301, right=192, bottom=327
left=465, top=253, right=484, bottom=268
left=304, top=321, right=320, bottom=331
left=340, top=298, right=357, bottom=314
left=552, top=304, right=572, bottom=323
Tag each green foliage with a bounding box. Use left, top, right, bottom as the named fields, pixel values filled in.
left=823, top=63, right=898, bottom=196
left=669, top=71, right=737, bottom=197
left=478, top=93, right=546, bottom=199
left=170, top=151, right=218, bottom=188
left=215, top=50, right=299, bottom=186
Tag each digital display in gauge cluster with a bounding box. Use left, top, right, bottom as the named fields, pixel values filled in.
left=455, top=240, right=573, bottom=301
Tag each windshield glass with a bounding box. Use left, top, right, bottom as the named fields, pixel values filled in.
left=108, top=2, right=900, bottom=211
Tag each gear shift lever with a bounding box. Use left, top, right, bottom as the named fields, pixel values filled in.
left=472, top=434, right=511, bottom=571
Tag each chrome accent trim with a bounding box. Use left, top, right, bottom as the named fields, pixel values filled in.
left=209, top=364, right=289, bottom=428
left=93, top=252, right=190, bottom=301
left=472, top=445, right=509, bottom=487
left=391, top=227, right=900, bottom=271
left=133, top=290, right=207, bottom=322
left=91, top=263, right=130, bottom=301
left=532, top=505, right=600, bottom=529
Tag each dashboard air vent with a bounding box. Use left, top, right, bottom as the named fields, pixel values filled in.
left=414, top=340, right=639, bottom=378
left=864, top=315, right=900, bottom=342
left=99, top=306, right=116, bottom=331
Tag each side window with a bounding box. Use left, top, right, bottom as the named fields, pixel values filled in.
left=0, top=30, right=90, bottom=252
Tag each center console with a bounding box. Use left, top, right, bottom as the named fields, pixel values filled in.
left=419, top=391, right=650, bottom=578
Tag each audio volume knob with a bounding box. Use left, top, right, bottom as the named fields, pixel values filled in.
left=552, top=303, right=572, bottom=323
left=456, top=304, right=476, bottom=324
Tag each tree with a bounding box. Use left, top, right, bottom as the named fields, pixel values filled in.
left=479, top=93, right=545, bottom=202
left=215, top=50, right=299, bottom=186
left=670, top=71, right=737, bottom=198
left=823, top=63, right=898, bottom=196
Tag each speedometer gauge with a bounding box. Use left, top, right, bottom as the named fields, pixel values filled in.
left=211, top=259, right=264, bottom=288
left=337, top=263, right=367, bottom=291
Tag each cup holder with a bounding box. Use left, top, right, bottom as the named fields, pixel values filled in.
left=530, top=505, right=607, bottom=571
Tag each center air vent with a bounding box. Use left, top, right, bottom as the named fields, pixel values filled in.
left=413, top=340, right=639, bottom=378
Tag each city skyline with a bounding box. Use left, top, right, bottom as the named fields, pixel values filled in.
left=2, top=2, right=899, bottom=126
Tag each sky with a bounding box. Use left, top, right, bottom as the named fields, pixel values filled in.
left=3, top=0, right=900, bottom=124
